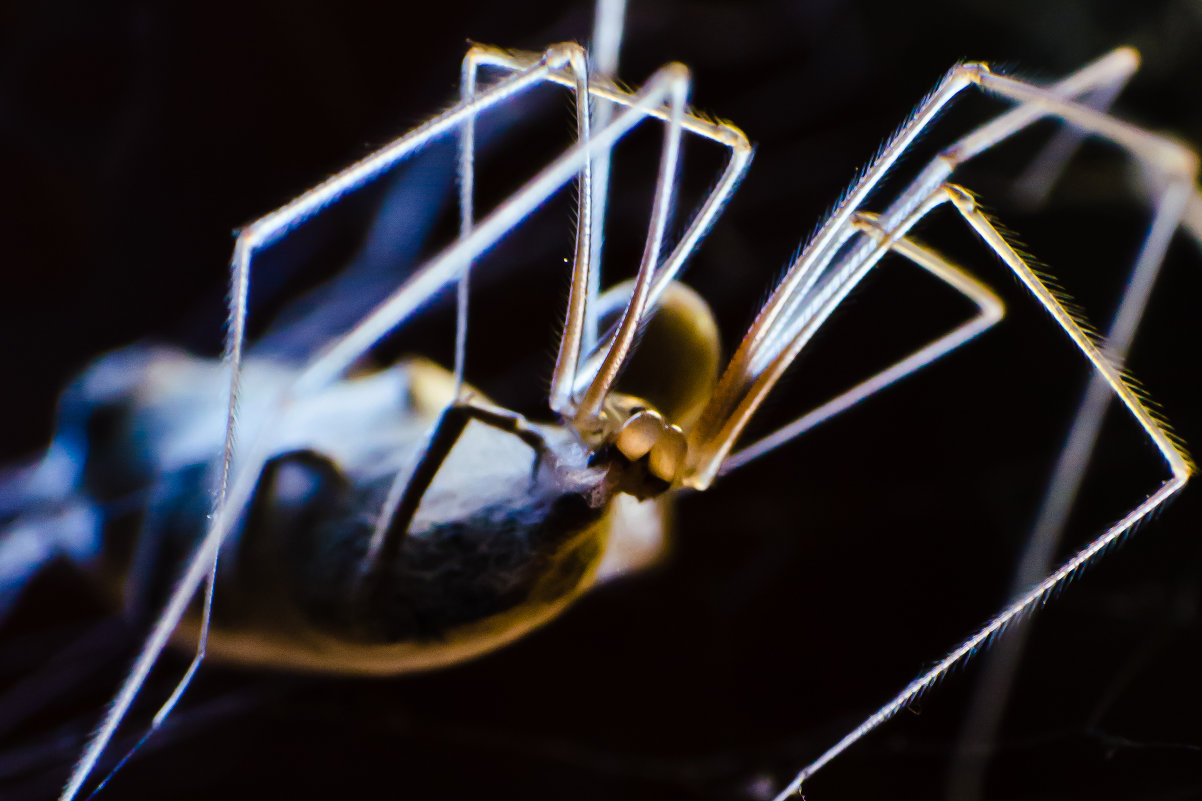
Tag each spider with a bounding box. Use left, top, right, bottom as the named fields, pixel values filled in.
left=2, top=1, right=1202, bottom=798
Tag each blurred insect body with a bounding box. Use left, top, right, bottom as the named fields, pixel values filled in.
left=1, top=19, right=1198, bottom=801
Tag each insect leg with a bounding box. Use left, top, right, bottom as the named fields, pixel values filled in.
left=59, top=55, right=702, bottom=801
left=718, top=214, right=1004, bottom=474
left=775, top=181, right=1192, bottom=800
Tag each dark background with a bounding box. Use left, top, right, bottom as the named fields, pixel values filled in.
left=1, top=1, right=1201, bottom=799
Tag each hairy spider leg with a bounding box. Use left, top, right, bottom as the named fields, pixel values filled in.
left=770, top=68, right=1195, bottom=799
left=949, top=70, right=1200, bottom=801
left=715, top=48, right=1158, bottom=474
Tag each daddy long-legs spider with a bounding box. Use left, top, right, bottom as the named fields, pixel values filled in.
left=2, top=1, right=1202, bottom=799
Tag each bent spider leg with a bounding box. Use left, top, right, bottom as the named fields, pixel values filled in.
left=461, top=46, right=752, bottom=416
left=535, top=80, right=751, bottom=404
left=684, top=63, right=1013, bottom=487
left=719, top=213, right=1004, bottom=474
left=738, top=64, right=999, bottom=377
left=659, top=55, right=1193, bottom=796
left=571, top=62, right=690, bottom=427
left=59, top=47, right=688, bottom=801
left=716, top=51, right=1154, bottom=471
left=456, top=43, right=597, bottom=413
left=685, top=51, right=1190, bottom=480
left=453, top=45, right=596, bottom=400
left=775, top=181, right=1193, bottom=801
left=753, top=48, right=1144, bottom=381
left=948, top=84, right=1201, bottom=801
left=687, top=162, right=984, bottom=491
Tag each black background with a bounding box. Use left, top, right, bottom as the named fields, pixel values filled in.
left=2, top=1, right=1202, bottom=800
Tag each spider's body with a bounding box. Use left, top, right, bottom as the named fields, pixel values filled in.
left=37, top=269, right=730, bottom=678
left=43, top=343, right=679, bottom=675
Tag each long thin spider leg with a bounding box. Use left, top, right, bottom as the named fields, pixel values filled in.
left=734, top=66, right=980, bottom=382
left=949, top=114, right=1199, bottom=801
left=58, top=57, right=694, bottom=801
left=694, top=52, right=1196, bottom=797
left=962, top=68, right=1198, bottom=177
left=685, top=185, right=955, bottom=489
left=547, top=64, right=751, bottom=324
left=455, top=44, right=594, bottom=410
left=546, top=47, right=594, bottom=414
left=774, top=183, right=1192, bottom=801
left=729, top=50, right=1190, bottom=538
left=347, top=44, right=749, bottom=413
left=453, top=49, right=478, bottom=398
left=569, top=120, right=752, bottom=397
left=455, top=53, right=751, bottom=415
left=686, top=50, right=1187, bottom=489
left=759, top=48, right=1142, bottom=370
left=719, top=214, right=1004, bottom=474
left=686, top=62, right=998, bottom=487
left=520, top=71, right=751, bottom=402
left=573, top=63, right=689, bottom=426
left=585, top=0, right=628, bottom=354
